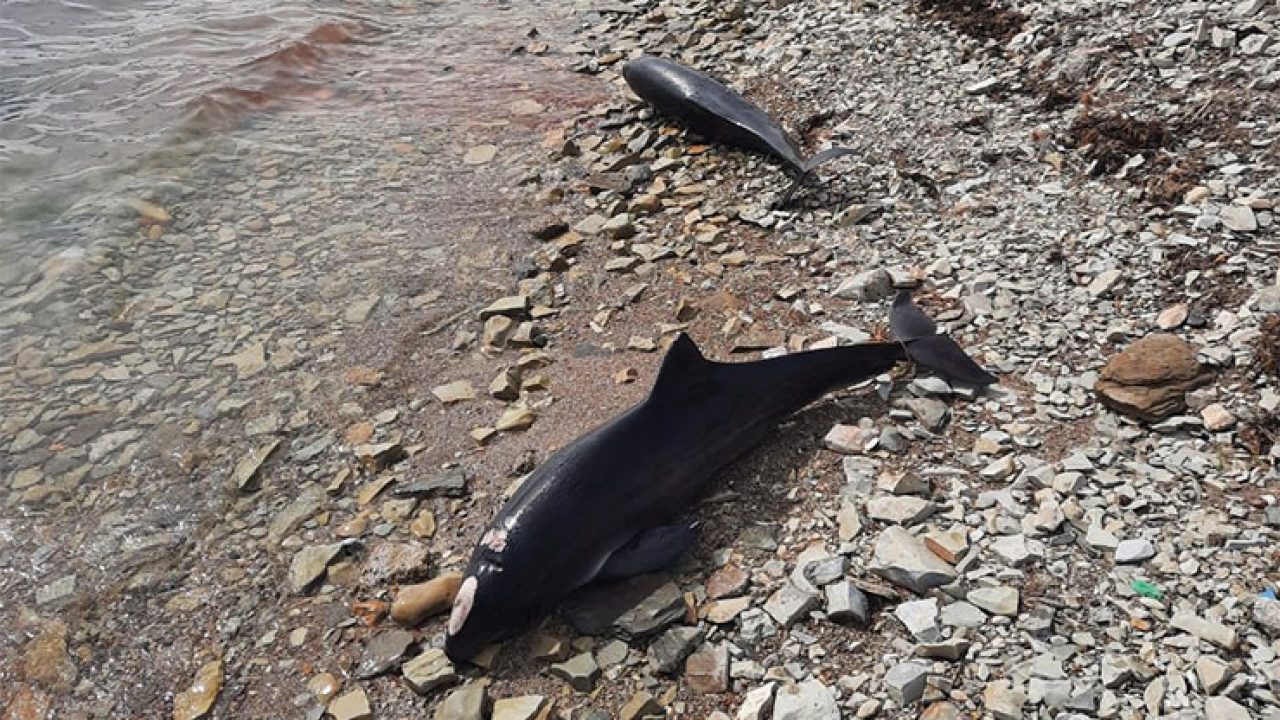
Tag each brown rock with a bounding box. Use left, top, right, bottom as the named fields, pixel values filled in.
left=391, top=573, right=463, bottom=627
left=1094, top=334, right=1214, bottom=421
left=705, top=565, right=749, bottom=599
left=343, top=422, right=375, bottom=445
left=4, top=686, right=52, bottom=720
left=683, top=643, right=729, bottom=694
left=23, top=620, right=76, bottom=691
left=360, top=542, right=431, bottom=588
left=173, top=660, right=223, bottom=720
left=343, top=366, right=385, bottom=387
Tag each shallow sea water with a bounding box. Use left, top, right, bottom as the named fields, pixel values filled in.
left=0, top=0, right=602, bottom=714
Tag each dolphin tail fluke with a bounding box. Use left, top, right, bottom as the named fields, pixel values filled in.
left=778, top=147, right=858, bottom=207
left=801, top=146, right=858, bottom=174
left=889, top=290, right=997, bottom=387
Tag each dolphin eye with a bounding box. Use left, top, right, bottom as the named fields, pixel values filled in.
left=448, top=576, right=478, bottom=636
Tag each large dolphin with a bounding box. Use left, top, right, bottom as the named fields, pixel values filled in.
left=622, top=55, right=856, bottom=204
left=444, top=292, right=995, bottom=663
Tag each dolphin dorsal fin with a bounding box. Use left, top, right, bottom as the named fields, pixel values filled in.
left=650, top=333, right=712, bottom=400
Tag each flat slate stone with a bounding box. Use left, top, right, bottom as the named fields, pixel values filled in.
left=562, top=574, right=683, bottom=638
left=870, top=526, right=957, bottom=593
left=355, top=628, right=414, bottom=679
left=764, top=581, right=819, bottom=627
left=772, top=679, right=839, bottom=720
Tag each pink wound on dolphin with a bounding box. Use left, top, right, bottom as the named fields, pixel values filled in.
left=482, top=528, right=508, bottom=552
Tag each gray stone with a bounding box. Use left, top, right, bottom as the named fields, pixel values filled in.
left=288, top=542, right=350, bottom=593
left=802, top=555, right=847, bottom=587
left=738, top=609, right=778, bottom=645
left=649, top=626, right=705, bottom=675
left=884, top=661, right=930, bottom=706
left=916, top=638, right=971, bottom=661
left=435, top=681, right=488, bottom=720
left=1088, top=269, right=1123, bottom=297
left=1031, top=654, right=1066, bottom=680
left=1066, top=686, right=1100, bottom=713
left=870, top=526, right=957, bottom=593
left=1220, top=205, right=1258, bottom=232
left=941, top=601, right=986, bottom=628
left=790, top=544, right=834, bottom=594
left=1114, top=538, right=1155, bottom=564
left=909, top=377, right=953, bottom=396
left=1171, top=612, right=1239, bottom=650
left=905, top=397, right=949, bottom=431
left=479, top=295, right=531, bottom=320
left=989, top=534, right=1043, bottom=567
left=492, top=695, right=548, bottom=720
left=1086, top=522, right=1120, bottom=551
left=967, top=586, right=1019, bottom=617
left=1205, top=696, right=1251, bottom=720
left=764, top=581, right=819, bottom=627
left=1101, top=655, right=1134, bottom=689
left=865, top=495, right=936, bottom=526
left=35, top=575, right=76, bottom=608
left=1021, top=605, right=1055, bottom=637
left=355, top=629, right=414, bottom=679
left=878, top=426, right=909, bottom=453
left=1254, top=598, right=1280, bottom=637
left=824, top=581, right=869, bottom=624
left=564, top=575, right=684, bottom=638
left=395, top=470, right=470, bottom=499
left=596, top=640, right=628, bottom=668
left=329, top=688, right=373, bottom=720
left=895, top=598, right=941, bottom=641
left=833, top=268, right=893, bottom=302
left=233, top=439, right=281, bottom=491
left=772, top=679, right=840, bottom=720
left=619, top=691, right=664, bottom=720
left=550, top=652, right=600, bottom=692
left=1196, top=655, right=1233, bottom=694
left=979, top=455, right=1018, bottom=480
left=983, top=680, right=1025, bottom=720
left=877, top=472, right=928, bottom=496
left=268, top=485, right=327, bottom=544
left=736, top=683, right=775, bottom=720
left=603, top=213, right=635, bottom=239
left=1029, top=678, right=1073, bottom=708
left=403, top=648, right=458, bottom=695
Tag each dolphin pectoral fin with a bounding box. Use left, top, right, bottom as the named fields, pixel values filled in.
left=597, top=520, right=697, bottom=580
left=801, top=146, right=858, bottom=174
left=889, top=290, right=939, bottom=342
left=903, top=334, right=997, bottom=387
left=890, top=290, right=997, bottom=387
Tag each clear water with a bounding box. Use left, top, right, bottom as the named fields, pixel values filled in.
left=0, top=0, right=601, bottom=711
left=0, top=1, right=374, bottom=232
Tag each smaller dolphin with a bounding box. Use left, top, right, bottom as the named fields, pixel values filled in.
left=622, top=55, right=856, bottom=204
left=444, top=291, right=995, bottom=663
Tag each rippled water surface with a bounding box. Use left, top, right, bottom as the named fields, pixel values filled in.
left=2, top=1, right=372, bottom=229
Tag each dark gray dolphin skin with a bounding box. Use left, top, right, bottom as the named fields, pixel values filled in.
left=444, top=291, right=995, bottom=663
left=622, top=55, right=856, bottom=204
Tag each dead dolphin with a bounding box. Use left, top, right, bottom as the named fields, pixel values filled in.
left=622, top=55, right=856, bottom=204
left=444, top=291, right=995, bottom=663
